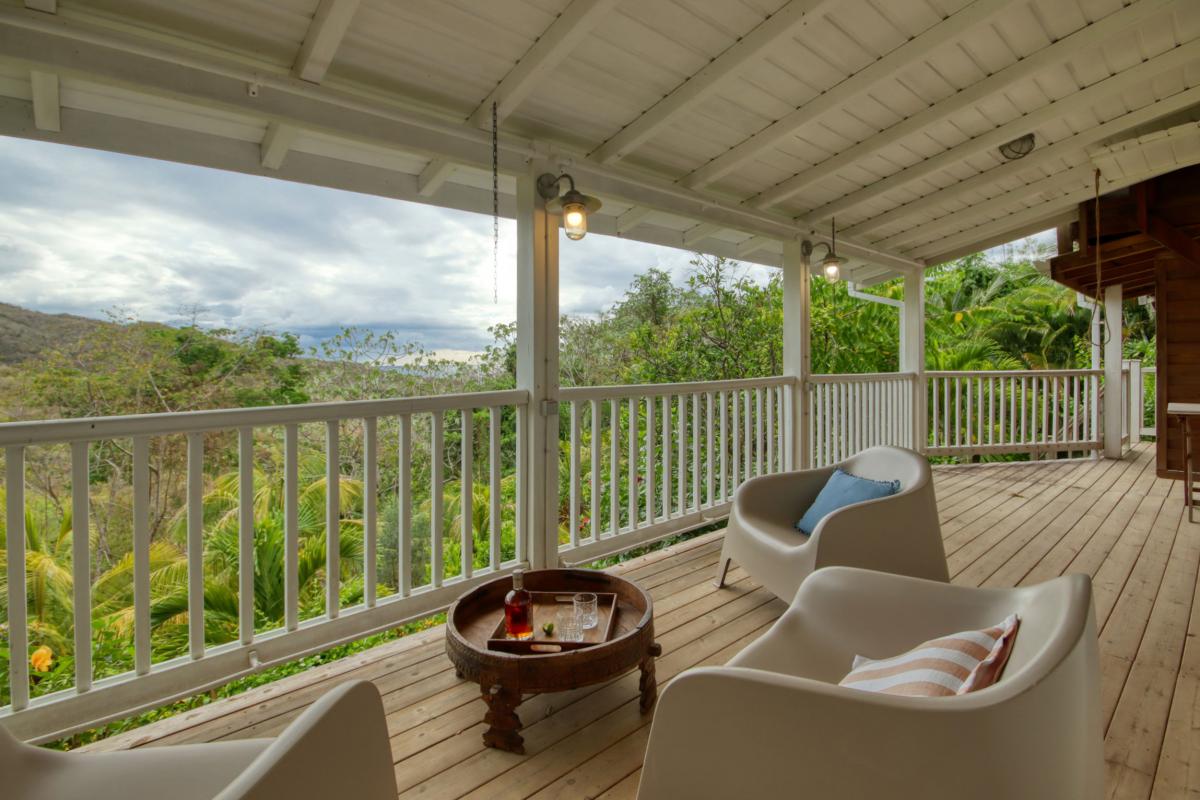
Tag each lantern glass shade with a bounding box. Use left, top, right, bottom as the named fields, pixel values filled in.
left=822, top=255, right=843, bottom=282
left=563, top=201, right=588, bottom=240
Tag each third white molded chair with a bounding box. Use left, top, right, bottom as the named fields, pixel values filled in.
left=639, top=567, right=1103, bottom=800
left=717, top=445, right=948, bottom=602
left=0, top=680, right=397, bottom=800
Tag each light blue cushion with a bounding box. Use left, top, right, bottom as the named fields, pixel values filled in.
left=795, top=468, right=900, bottom=535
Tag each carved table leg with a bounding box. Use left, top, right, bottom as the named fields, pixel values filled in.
left=481, top=683, right=524, bottom=754
left=639, top=643, right=662, bottom=714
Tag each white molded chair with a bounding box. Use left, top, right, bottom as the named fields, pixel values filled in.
left=0, top=680, right=398, bottom=800
left=639, top=567, right=1103, bottom=800
left=717, top=445, right=948, bottom=601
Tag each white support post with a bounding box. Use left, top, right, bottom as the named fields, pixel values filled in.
left=1103, top=283, right=1124, bottom=459
left=1128, top=359, right=1143, bottom=447
left=517, top=161, right=560, bottom=568
left=902, top=268, right=926, bottom=453
left=782, top=240, right=811, bottom=469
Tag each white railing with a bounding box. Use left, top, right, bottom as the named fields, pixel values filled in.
left=557, top=376, right=793, bottom=564
left=808, top=373, right=916, bottom=467
left=1142, top=366, right=1158, bottom=437
left=926, top=370, right=1102, bottom=457
left=1, top=389, right=527, bottom=741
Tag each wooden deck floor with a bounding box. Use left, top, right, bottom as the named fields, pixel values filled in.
left=87, top=442, right=1200, bottom=799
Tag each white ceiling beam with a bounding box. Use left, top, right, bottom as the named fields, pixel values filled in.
left=735, top=235, right=773, bottom=258
left=0, top=12, right=923, bottom=272
left=681, top=0, right=1011, bottom=190
left=260, top=121, right=297, bottom=169
left=921, top=210, right=1078, bottom=266
left=24, top=0, right=55, bottom=12
left=591, top=0, right=836, bottom=164
left=29, top=69, right=59, bottom=131
left=683, top=222, right=722, bottom=247
left=468, top=0, right=620, bottom=129
left=876, top=164, right=1095, bottom=251
left=417, top=158, right=458, bottom=197
left=751, top=0, right=1175, bottom=210
left=293, top=0, right=360, bottom=84
left=840, top=79, right=1200, bottom=240
left=615, top=206, right=654, bottom=234
left=907, top=150, right=1192, bottom=263
left=804, top=39, right=1200, bottom=230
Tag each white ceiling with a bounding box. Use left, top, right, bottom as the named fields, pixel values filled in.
left=0, top=0, right=1198, bottom=284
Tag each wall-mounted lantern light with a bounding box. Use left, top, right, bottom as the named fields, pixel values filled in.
left=802, top=218, right=845, bottom=282
left=537, top=173, right=602, bottom=240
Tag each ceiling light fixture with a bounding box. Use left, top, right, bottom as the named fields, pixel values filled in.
left=999, top=133, right=1036, bottom=160
left=802, top=218, right=845, bottom=283
left=537, top=173, right=602, bottom=240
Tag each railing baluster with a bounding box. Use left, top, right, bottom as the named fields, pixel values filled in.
left=364, top=417, right=378, bottom=606
left=70, top=441, right=92, bottom=690
left=133, top=435, right=151, bottom=675
left=719, top=391, right=728, bottom=501
left=591, top=399, right=601, bottom=541
left=705, top=391, right=714, bottom=505
left=1051, top=377, right=1059, bottom=446
left=645, top=397, right=656, bottom=524
left=610, top=398, right=619, bottom=536
left=515, top=406, right=526, bottom=565
left=282, top=425, right=299, bottom=631
left=627, top=397, right=637, bottom=529
left=755, top=387, right=764, bottom=476
left=743, top=390, right=752, bottom=478
left=430, top=412, right=444, bottom=588
left=399, top=413, right=413, bottom=595
left=238, top=427, right=255, bottom=642
left=1041, top=377, right=1050, bottom=449
left=489, top=407, right=502, bottom=569
left=460, top=408, right=473, bottom=580
left=6, top=446, right=29, bottom=710
left=325, top=421, right=340, bottom=616
left=692, top=392, right=700, bottom=505
left=731, top=390, right=740, bottom=492
left=569, top=400, right=580, bottom=547
left=677, top=395, right=686, bottom=513
left=662, top=396, right=671, bottom=520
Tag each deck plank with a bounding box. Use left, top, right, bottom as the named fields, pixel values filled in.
left=87, top=443, right=1200, bottom=800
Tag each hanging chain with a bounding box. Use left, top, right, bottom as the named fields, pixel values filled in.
left=492, top=101, right=499, bottom=304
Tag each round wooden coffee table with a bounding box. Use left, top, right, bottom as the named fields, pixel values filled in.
left=445, top=568, right=660, bottom=754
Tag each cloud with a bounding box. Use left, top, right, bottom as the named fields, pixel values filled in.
left=0, top=136, right=768, bottom=353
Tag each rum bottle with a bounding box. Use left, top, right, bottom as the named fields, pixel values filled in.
left=504, top=569, right=533, bottom=640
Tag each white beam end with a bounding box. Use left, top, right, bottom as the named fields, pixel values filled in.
left=418, top=158, right=457, bottom=197
left=30, top=71, right=60, bottom=132
left=260, top=121, right=298, bottom=169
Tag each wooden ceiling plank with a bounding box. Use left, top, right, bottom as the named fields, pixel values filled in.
left=468, top=0, right=622, bottom=130
left=751, top=0, right=1176, bottom=211
left=681, top=0, right=1013, bottom=190
left=591, top=0, right=836, bottom=164
left=807, top=38, right=1200, bottom=230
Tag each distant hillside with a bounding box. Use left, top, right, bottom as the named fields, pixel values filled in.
left=0, top=303, right=108, bottom=364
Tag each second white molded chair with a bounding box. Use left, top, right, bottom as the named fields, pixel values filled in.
left=0, top=680, right=398, bottom=800
left=639, top=567, right=1103, bottom=800
left=717, top=445, right=948, bottom=601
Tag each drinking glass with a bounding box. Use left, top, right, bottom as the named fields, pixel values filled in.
left=556, top=607, right=584, bottom=642
left=574, top=592, right=599, bottom=630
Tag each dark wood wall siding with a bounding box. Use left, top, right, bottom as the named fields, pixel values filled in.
left=1156, top=256, right=1200, bottom=479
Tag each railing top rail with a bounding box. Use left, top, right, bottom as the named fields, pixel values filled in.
left=0, top=389, right=530, bottom=447
left=559, top=375, right=793, bottom=401
left=925, top=369, right=1103, bottom=378
left=808, top=372, right=916, bottom=383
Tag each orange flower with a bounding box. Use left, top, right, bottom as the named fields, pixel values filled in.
left=30, top=645, right=53, bottom=673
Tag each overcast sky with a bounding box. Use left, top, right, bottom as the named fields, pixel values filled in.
left=0, top=136, right=751, bottom=358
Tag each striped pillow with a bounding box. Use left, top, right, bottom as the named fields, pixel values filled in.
left=838, top=614, right=1020, bottom=697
